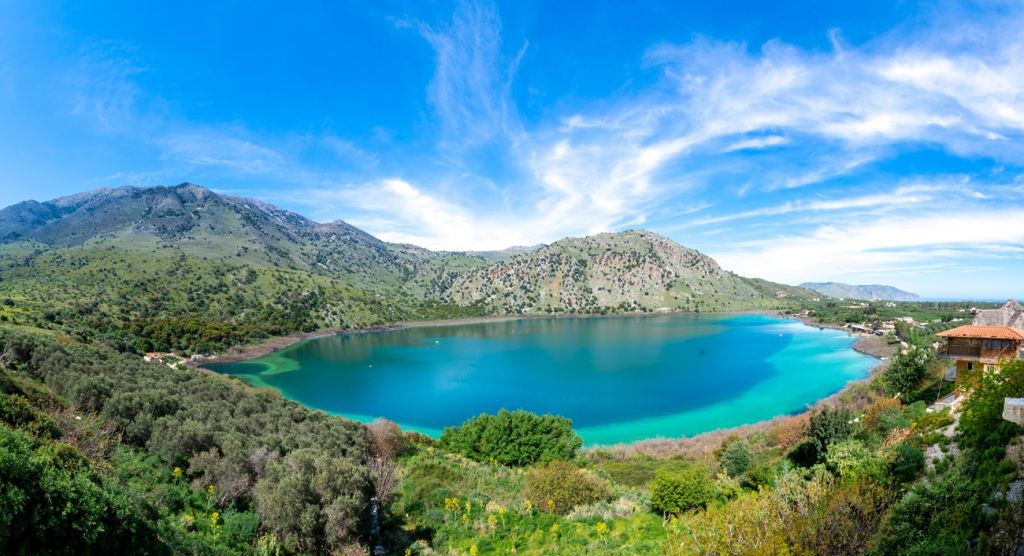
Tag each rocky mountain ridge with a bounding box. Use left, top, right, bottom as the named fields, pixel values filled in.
left=0, top=183, right=817, bottom=351
left=799, top=282, right=920, bottom=302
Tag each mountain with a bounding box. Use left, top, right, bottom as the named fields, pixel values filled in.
left=444, top=230, right=817, bottom=313
left=0, top=183, right=810, bottom=353
left=798, top=282, right=920, bottom=301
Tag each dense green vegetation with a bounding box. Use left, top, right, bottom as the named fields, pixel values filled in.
left=0, top=329, right=371, bottom=554
left=382, top=350, right=1024, bottom=554
left=2, top=184, right=1023, bottom=554
left=3, top=320, right=1024, bottom=554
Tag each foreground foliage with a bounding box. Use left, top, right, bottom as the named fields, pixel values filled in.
left=0, top=329, right=372, bottom=554
left=439, top=409, right=582, bottom=467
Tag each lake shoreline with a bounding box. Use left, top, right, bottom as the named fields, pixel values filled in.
left=194, top=309, right=888, bottom=453
left=189, top=309, right=782, bottom=367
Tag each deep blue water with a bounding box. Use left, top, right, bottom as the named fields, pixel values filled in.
left=206, top=314, right=876, bottom=445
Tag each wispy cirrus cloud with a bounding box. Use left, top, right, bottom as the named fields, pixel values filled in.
left=418, top=0, right=525, bottom=149
left=54, top=1, right=1024, bottom=295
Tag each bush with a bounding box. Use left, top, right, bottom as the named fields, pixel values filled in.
left=889, top=442, right=925, bottom=484
left=438, top=409, right=582, bottom=467
left=824, top=439, right=882, bottom=481
left=959, top=360, right=1024, bottom=454
left=254, top=448, right=370, bottom=554
left=787, top=438, right=818, bottom=468
left=222, top=510, right=261, bottom=545
left=0, top=423, right=162, bottom=554
left=882, top=347, right=930, bottom=397
left=808, top=406, right=855, bottom=461
left=0, top=393, right=60, bottom=439
left=649, top=465, right=716, bottom=515
left=522, top=460, right=611, bottom=514
left=718, top=439, right=753, bottom=477
left=872, top=469, right=981, bottom=554
left=743, top=458, right=780, bottom=489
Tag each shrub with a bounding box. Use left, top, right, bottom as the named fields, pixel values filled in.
left=222, top=510, right=261, bottom=545
left=824, top=439, right=882, bottom=481
left=254, top=448, right=370, bottom=553
left=807, top=406, right=854, bottom=461
left=0, top=423, right=161, bottom=554
left=0, top=393, right=60, bottom=439
left=862, top=397, right=905, bottom=435
left=367, top=418, right=405, bottom=459
left=438, top=409, right=582, bottom=467
left=889, top=442, right=925, bottom=484
left=522, top=460, right=611, bottom=514
left=788, top=477, right=895, bottom=555
left=881, top=347, right=930, bottom=397
left=743, top=458, right=780, bottom=489
left=718, top=440, right=753, bottom=477
left=649, top=465, right=716, bottom=515
left=872, top=469, right=981, bottom=554
left=959, top=360, right=1024, bottom=454
left=787, top=438, right=818, bottom=468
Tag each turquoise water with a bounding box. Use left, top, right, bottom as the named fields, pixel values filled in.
left=205, top=314, right=877, bottom=445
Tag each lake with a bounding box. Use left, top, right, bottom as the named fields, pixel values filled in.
left=204, top=313, right=877, bottom=445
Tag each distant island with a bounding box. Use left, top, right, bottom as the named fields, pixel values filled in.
left=799, top=281, right=921, bottom=301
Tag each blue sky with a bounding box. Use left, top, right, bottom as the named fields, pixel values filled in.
left=1, top=1, right=1023, bottom=299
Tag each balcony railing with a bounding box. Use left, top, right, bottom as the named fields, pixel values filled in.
left=939, top=345, right=1020, bottom=363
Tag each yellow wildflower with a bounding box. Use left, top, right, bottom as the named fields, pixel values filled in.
left=172, top=466, right=182, bottom=478
left=207, top=484, right=216, bottom=494
left=596, top=521, right=609, bottom=536
left=470, top=545, right=479, bottom=556
left=522, top=499, right=533, bottom=512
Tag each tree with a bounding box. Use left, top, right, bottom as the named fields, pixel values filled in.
left=718, top=439, right=753, bottom=477
left=438, top=409, right=582, bottom=466
left=807, top=406, right=855, bottom=462
left=254, top=448, right=370, bottom=554
left=882, top=347, right=931, bottom=397
left=889, top=442, right=925, bottom=484
left=824, top=439, right=883, bottom=481
left=523, top=460, right=611, bottom=514
left=960, top=360, right=1024, bottom=449
left=649, top=465, right=716, bottom=515
left=0, top=424, right=163, bottom=555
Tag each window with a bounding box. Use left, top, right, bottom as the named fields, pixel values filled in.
left=966, top=362, right=974, bottom=371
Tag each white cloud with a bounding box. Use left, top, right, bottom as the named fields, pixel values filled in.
left=713, top=207, right=1024, bottom=286
left=56, top=2, right=1024, bottom=296
left=418, top=0, right=524, bottom=147
left=723, top=135, right=788, bottom=152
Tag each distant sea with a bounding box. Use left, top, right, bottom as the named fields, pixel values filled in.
left=206, top=314, right=877, bottom=445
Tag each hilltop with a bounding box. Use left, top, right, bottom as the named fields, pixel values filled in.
left=799, top=282, right=920, bottom=301
left=444, top=230, right=816, bottom=314
left=0, top=183, right=811, bottom=353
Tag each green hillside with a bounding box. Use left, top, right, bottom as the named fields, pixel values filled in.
left=0, top=184, right=811, bottom=354
left=442, top=230, right=817, bottom=314
left=1, top=184, right=1023, bottom=555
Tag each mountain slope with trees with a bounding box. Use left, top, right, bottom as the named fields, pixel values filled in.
left=0, top=184, right=812, bottom=354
